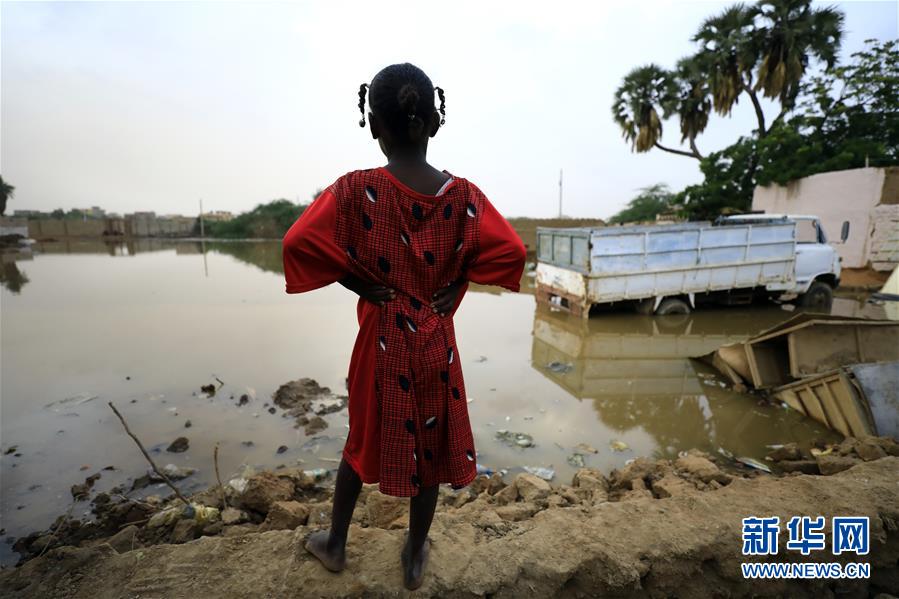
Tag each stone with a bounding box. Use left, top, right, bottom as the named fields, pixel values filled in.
left=493, top=483, right=519, bottom=506
left=106, top=525, right=140, bottom=554
left=515, top=473, right=551, bottom=503
left=453, top=491, right=475, bottom=509
left=486, top=473, right=506, bottom=495
left=170, top=519, right=199, bottom=544
left=572, top=468, right=608, bottom=491
left=776, top=460, right=820, bottom=475
left=306, top=502, right=333, bottom=528
left=855, top=440, right=887, bottom=462
left=238, top=472, right=295, bottom=514
left=221, top=507, right=249, bottom=526
left=202, top=521, right=224, bottom=536
left=765, top=443, right=802, bottom=462
left=675, top=455, right=731, bottom=484
left=261, top=501, right=309, bottom=531
left=221, top=523, right=258, bottom=537
left=652, top=474, right=694, bottom=499
left=367, top=492, right=406, bottom=529
left=609, top=458, right=669, bottom=490
left=816, top=455, right=860, bottom=476
left=495, top=503, right=538, bottom=522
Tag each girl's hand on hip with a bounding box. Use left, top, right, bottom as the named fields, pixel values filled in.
left=339, top=274, right=395, bottom=306
left=431, top=278, right=465, bottom=316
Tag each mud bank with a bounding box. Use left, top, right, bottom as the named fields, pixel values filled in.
left=3, top=444, right=899, bottom=597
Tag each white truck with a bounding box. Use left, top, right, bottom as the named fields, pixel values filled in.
left=535, top=214, right=845, bottom=318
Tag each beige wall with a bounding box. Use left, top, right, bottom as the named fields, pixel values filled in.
left=752, top=167, right=899, bottom=269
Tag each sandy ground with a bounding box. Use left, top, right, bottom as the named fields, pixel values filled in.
left=2, top=442, right=898, bottom=598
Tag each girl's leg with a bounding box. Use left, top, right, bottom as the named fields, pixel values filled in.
left=305, top=457, right=362, bottom=572
left=402, top=484, right=439, bottom=590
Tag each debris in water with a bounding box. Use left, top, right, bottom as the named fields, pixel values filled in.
left=276, top=445, right=288, bottom=454
left=495, top=430, right=535, bottom=448
left=476, top=464, right=494, bottom=476
left=717, top=447, right=734, bottom=460
left=810, top=447, right=833, bottom=457
left=522, top=466, right=555, bottom=481
left=736, top=457, right=772, bottom=473
left=576, top=443, right=599, bottom=454
left=241, top=441, right=254, bottom=447
left=44, top=392, right=98, bottom=410
left=467, top=397, right=475, bottom=404
left=268, top=407, right=277, bottom=415
left=4, top=446, right=17, bottom=455
left=609, top=440, right=630, bottom=452
left=166, top=437, right=190, bottom=453
left=237, top=394, right=249, bottom=406
left=546, top=361, right=573, bottom=374
left=184, top=420, right=192, bottom=428
left=200, top=384, right=216, bottom=396
left=475, top=355, right=488, bottom=363
left=567, top=453, right=586, bottom=467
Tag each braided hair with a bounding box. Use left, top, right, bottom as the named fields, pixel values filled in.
left=357, top=63, right=446, bottom=142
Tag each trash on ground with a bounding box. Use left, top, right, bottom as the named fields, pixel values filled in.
left=609, top=440, right=630, bottom=452
left=149, top=464, right=196, bottom=481
left=546, top=361, right=573, bottom=374
left=576, top=443, right=599, bottom=454
left=567, top=453, right=586, bottom=467
left=522, top=466, right=555, bottom=481
left=304, top=468, right=330, bottom=481
left=495, top=430, right=535, bottom=448
left=735, top=456, right=772, bottom=473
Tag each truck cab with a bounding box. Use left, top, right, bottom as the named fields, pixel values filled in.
left=718, top=214, right=843, bottom=308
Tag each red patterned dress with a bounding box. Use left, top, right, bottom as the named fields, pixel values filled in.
left=283, top=167, right=526, bottom=497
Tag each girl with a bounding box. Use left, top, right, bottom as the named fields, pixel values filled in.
left=282, top=63, right=526, bottom=590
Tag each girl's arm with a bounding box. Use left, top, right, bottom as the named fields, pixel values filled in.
left=466, top=197, right=527, bottom=292
left=282, top=189, right=349, bottom=293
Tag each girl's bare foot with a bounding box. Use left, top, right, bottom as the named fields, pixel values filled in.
left=401, top=535, right=430, bottom=590
left=304, top=530, right=346, bottom=572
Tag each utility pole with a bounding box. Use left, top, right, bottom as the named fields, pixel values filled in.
left=558, top=169, right=563, bottom=218
left=198, top=198, right=205, bottom=238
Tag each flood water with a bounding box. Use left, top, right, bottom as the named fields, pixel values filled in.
left=0, top=239, right=889, bottom=564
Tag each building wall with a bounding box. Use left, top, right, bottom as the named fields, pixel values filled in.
left=752, top=167, right=898, bottom=269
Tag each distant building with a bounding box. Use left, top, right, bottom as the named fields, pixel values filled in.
left=753, top=167, right=899, bottom=271
left=84, top=206, right=106, bottom=219
left=204, top=210, right=234, bottom=222
left=13, top=209, right=48, bottom=219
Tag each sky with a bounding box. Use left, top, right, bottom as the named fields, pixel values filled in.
left=1, top=1, right=897, bottom=219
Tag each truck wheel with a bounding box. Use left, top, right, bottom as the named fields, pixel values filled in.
left=798, top=281, right=833, bottom=311
left=655, top=297, right=691, bottom=315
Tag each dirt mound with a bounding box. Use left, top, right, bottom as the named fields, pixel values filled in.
left=3, top=452, right=898, bottom=597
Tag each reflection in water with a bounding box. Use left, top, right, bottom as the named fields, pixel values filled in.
left=1, top=248, right=32, bottom=293
left=530, top=306, right=838, bottom=460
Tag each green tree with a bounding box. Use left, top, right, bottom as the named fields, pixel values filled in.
left=609, top=184, right=676, bottom=224
left=614, top=0, right=844, bottom=158
left=204, top=199, right=307, bottom=239
left=0, top=176, right=14, bottom=216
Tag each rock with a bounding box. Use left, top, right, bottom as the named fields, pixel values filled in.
left=238, top=472, right=295, bottom=514
left=816, top=454, right=860, bottom=475
left=652, top=474, right=695, bottom=498
left=153, top=464, right=197, bottom=481
left=572, top=468, right=608, bottom=492
left=184, top=420, right=192, bottom=428
left=674, top=455, right=730, bottom=485
left=71, top=483, right=91, bottom=501
left=166, top=437, right=190, bottom=453
left=272, top=378, right=329, bottom=411
left=776, top=460, right=820, bottom=475
left=170, top=519, right=200, bottom=544
left=29, top=534, right=54, bottom=553
left=765, top=443, right=802, bottom=462
left=515, top=473, right=551, bottom=503
left=221, top=523, right=258, bottom=537
left=495, top=503, right=538, bottom=522
left=306, top=502, right=332, bottom=528
left=221, top=507, right=249, bottom=526
left=547, top=494, right=567, bottom=508
left=609, top=458, right=671, bottom=491
left=486, top=473, right=506, bottom=495
left=367, top=492, right=406, bottom=529
left=453, top=491, right=476, bottom=509
left=588, top=488, right=609, bottom=505
left=855, top=440, right=887, bottom=462
left=493, top=484, right=519, bottom=506
left=262, top=501, right=309, bottom=531
left=107, top=525, right=140, bottom=554
left=202, top=521, right=224, bottom=536
left=303, top=416, right=328, bottom=436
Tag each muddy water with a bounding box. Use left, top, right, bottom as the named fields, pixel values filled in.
left=0, top=240, right=888, bottom=564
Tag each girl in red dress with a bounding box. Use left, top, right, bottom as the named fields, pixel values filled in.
left=282, top=63, right=526, bottom=590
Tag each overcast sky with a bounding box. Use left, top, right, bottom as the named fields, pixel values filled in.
left=1, top=1, right=896, bottom=219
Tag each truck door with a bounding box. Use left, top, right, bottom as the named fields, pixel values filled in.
left=793, top=218, right=832, bottom=292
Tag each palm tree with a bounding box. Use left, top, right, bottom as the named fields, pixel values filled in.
left=0, top=176, right=14, bottom=216
left=672, top=57, right=712, bottom=159
left=692, top=4, right=761, bottom=120
left=612, top=64, right=700, bottom=158
left=754, top=0, right=843, bottom=111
